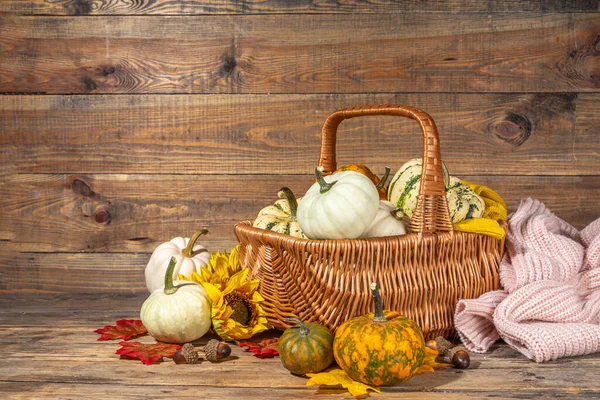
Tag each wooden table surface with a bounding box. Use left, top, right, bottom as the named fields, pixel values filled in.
left=0, top=294, right=598, bottom=399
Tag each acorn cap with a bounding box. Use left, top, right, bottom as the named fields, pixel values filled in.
left=436, top=337, right=453, bottom=356
left=204, top=339, right=220, bottom=362
left=181, top=343, right=199, bottom=364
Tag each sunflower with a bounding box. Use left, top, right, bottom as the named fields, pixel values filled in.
left=180, top=245, right=270, bottom=341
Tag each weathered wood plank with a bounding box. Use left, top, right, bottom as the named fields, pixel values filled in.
left=0, top=349, right=597, bottom=393
left=0, top=174, right=598, bottom=257
left=1, top=93, right=597, bottom=176
left=2, top=0, right=599, bottom=15
left=1, top=14, right=599, bottom=94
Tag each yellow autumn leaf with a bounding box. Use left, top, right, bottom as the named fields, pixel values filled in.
left=306, top=368, right=382, bottom=398
left=414, top=346, right=452, bottom=375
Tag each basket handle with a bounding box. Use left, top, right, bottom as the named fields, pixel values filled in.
left=317, top=104, right=453, bottom=234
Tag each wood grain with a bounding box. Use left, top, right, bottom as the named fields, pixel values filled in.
left=1, top=93, right=597, bottom=176
left=2, top=0, right=599, bottom=15
left=0, top=173, right=598, bottom=255
left=0, top=295, right=598, bottom=399
left=1, top=14, right=600, bottom=94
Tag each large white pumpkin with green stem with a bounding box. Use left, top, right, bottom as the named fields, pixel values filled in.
left=144, top=229, right=210, bottom=293
left=296, top=166, right=379, bottom=239
left=141, top=257, right=212, bottom=344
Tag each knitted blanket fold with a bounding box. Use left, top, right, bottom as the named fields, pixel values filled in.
left=455, top=198, right=600, bottom=362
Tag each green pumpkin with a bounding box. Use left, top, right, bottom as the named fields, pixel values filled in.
left=333, top=283, right=426, bottom=386
left=278, top=318, right=334, bottom=375
left=253, top=187, right=306, bottom=238
left=388, top=158, right=450, bottom=217
left=446, top=176, right=485, bottom=223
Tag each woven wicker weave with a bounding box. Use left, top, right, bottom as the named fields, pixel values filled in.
left=234, top=104, right=504, bottom=340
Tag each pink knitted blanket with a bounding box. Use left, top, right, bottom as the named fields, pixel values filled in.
left=454, top=198, right=600, bottom=362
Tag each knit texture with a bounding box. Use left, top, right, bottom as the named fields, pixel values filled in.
left=455, top=198, right=600, bottom=362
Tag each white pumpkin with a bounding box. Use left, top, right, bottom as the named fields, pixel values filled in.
left=253, top=187, right=306, bottom=238
left=141, top=257, right=212, bottom=344
left=388, top=158, right=450, bottom=217
left=296, top=167, right=379, bottom=239
left=361, top=201, right=409, bottom=238
left=145, top=229, right=210, bottom=293
left=446, top=176, right=485, bottom=223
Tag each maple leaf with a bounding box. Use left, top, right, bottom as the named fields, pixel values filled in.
left=116, top=341, right=181, bottom=365
left=94, top=319, right=147, bottom=341
left=237, top=338, right=279, bottom=359
left=306, top=368, right=382, bottom=398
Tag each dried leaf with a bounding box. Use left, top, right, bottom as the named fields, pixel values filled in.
left=306, top=368, right=381, bottom=398
left=94, top=319, right=147, bottom=341
left=116, top=341, right=181, bottom=365
left=237, top=338, right=279, bottom=358
left=415, top=346, right=452, bottom=374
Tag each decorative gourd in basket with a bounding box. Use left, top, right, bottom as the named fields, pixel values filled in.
left=234, top=104, right=504, bottom=339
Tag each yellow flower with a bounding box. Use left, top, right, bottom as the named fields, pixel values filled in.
left=180, top=245, right=270, bottom=341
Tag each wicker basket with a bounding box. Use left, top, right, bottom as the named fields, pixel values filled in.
left=234, top=104, right=504, bottom=340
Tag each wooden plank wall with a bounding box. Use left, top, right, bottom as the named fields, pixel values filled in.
left=1, top=1, right=599, bottom=294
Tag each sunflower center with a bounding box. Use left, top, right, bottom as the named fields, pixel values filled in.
left=225, top=291, right=254, bottom=326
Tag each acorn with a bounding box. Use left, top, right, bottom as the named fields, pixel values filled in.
left=172, top=343, right=199, bottom=364
left=425, top=336, right=452, bottom=356
left=448, top=345, right=471, bottom=369
left=202, top=339, right=231, bottom=362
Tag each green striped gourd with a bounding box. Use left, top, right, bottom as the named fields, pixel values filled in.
left=253, top=187, right=306, bottom=238
left=446, top=177, right=485, bottom=223
left=388, top=158, right=450, bottom=217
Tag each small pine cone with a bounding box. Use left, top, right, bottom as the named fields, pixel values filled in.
left=204, top=339, right=220, bottom=362
left=181, top=343, right=199, bottom=364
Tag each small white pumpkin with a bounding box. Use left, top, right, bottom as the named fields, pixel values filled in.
left=388, top=158, right=450, bottom=217
left=141, top=257, right=212, bottom=344
left=361, top=201, right=409, bottom=238
left=253, top=187, right=306, bottom=238
left=145, top=229, right=210, bottom=293
left=446, top=176, right=485, bottom=223
left=296, top=166, right=379, bottom=239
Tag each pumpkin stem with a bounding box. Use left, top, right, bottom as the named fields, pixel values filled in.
left=284, top=317, right=310, bottom=336
left=375, top=167, right=390, bottom=191
left=390, top=208, right=410, bottom=224
left=181, top=228, right=209, bottom=257
left=370, top=282, right=386, bottom=322
left=315, top=166, right=336, bottom=194
left=163, top=256, right=198, bottom=295
left=278, top=187, right=299, bottom=219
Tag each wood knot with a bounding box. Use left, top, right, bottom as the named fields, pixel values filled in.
left=102, top=66, right=116, bottom=76
left=82, top=77, right=98, bottom=92
left=221, top=57, right=237, bottom=75
left=65, top=0, right=94, bottom=15
left=94, top=208, right=111, bottom=224
left=493, top=113, right=532, bottom=146
left=72, top=179, right=94, bottom=197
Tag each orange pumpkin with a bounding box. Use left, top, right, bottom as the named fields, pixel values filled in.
left=333, top=164, right=389, bottom=200
left=333, top=283, right=426, bottom=386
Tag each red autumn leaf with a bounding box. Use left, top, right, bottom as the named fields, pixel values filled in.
left=94, top=319, right=148, bottom=341
left=238, top=338, right=279, bottom=359
left=116, top=341, right=181, bottom=365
